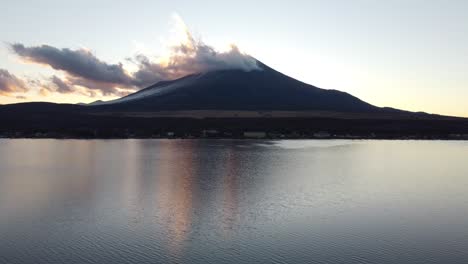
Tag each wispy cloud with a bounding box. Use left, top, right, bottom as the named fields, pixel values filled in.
left=50, top=75, right=75, bottom=94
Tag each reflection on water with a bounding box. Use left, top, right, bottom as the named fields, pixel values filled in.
left=156, top=140, right=196, bottom=252
left=221, top=148, right=239, bottom=237
left=0, top=139, right=468, bottom=264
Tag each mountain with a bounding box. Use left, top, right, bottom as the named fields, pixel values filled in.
left=93, top=61, right=382, bottom=112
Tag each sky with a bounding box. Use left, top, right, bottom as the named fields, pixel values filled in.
left=0, top=0, right=467, bottom=117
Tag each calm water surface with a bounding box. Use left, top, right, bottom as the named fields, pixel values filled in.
left=1, top=139, right=468, bottom=264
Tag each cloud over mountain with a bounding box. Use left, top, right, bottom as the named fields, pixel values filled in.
left=130, top=20, right=260, bottom=87
left=8, top=15, right=259, bottom=98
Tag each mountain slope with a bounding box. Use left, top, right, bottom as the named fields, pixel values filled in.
left=93, top=61, right=381, bottom=112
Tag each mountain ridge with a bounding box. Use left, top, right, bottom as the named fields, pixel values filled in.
left=86, top=60, right=386, bottom=113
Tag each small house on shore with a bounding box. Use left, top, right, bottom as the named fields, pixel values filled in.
left=243, top=131, right=267, bottom=138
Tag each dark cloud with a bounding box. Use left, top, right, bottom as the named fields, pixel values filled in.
left=51, top=75, right=74, bottom=93
left=0, top=69, right=28, bottom=95
left=10, top=44, right=135, bottom=96
left=11, top=44, right=133, bottom=87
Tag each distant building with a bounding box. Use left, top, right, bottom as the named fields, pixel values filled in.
left=202, top=129, right=220, bottom=137
left=449, top=134, right=468, bottom=139
left=166, top=132, right=175, bottom=137
left=313, top=131, right=331, bottom=138
left=243, top=131, right=266, bottom=138
left=268, top=132, right=284, bottom=138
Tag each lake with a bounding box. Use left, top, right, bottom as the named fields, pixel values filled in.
left=1, top=139, right=467, bottom=264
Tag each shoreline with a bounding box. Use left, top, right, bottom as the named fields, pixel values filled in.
left=1, top=135, right=467, bottom=140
